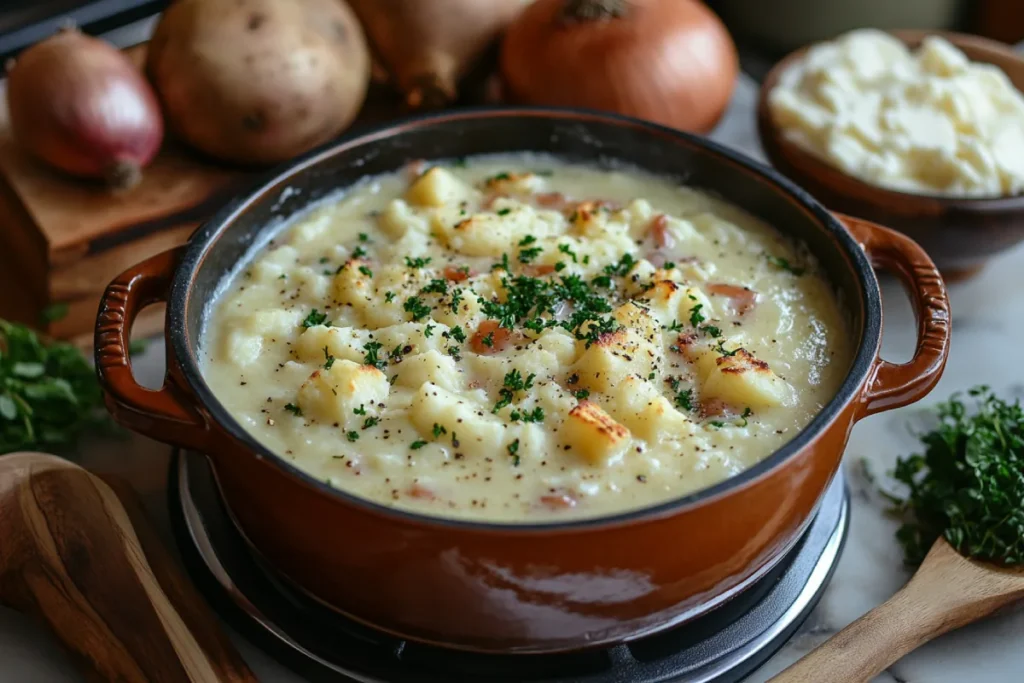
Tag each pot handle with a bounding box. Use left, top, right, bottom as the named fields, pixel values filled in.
left=95, top=247, right=211, bottom=451
left=837, top=214, right=951, bottom=418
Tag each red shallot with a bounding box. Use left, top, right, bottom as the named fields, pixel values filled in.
left=7, top=27, right=163, bottom=190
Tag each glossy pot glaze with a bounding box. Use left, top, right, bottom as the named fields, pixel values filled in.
left=96, top=108, right=951, bottom=654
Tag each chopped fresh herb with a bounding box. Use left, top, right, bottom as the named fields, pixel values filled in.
left=497, top=208, right=512, bottom=216
left=354, top=404, right=367, bottom=416
left=558, top=243, right=578, bottom=263
left=886, top=387, right=1024, bottom=566
left=346, top=430, right=360, bottom=442
left=591, top=274, right=612, bottom=288
left=421, top=278, right=449, bottom=295
left=278, top=274, right=287, bottom=280
left=702, top=325, right=722, bottom=338
left=432, top=423, right=447, bottom=438
left=449, top=287, right=465, bottom=312
left=518, top=246, right=543, bottom=264
left=663, top=261, right=676, bottom=270
left=766, top=254, right=806, bottom=276
left=555, top=261, right=567, bottom=272
left=358, top=265, right=374, bottom=278
left=446, top=345, right=461, bottom=358
left=405, top=256, right=432, bottom=268
left=40, top=302, right=69, bottom=324
left=521, top=407, right=544, bottom=423
left=385, top=291, right=396, bottom=303
left=493, top=369, right=535, bottom=412
left=424, top=324, right=435, bottom=338
left=518, top=235, right=537, bottom=247
left=603, top=253, right=637, bottom=277
left=738, top=406, right=752, bottom=427
left=362, top=416, right=380, bottom=430
left=451, top=325, right=467, bottom=343
left=358, top=232, right=369, bottom=242
left=716, top=340, right=741, bottom=357
left=363, top=341, right=386, bottom=369
left=323, top=347, right=336, bottom=370
left=284, top=403, right=302, bottom=416
left=669, top=319, right=683, bottom=332
left=573, top=389, right=590, bottom=400
left=675, top=388, right=694, bottom=412
left=410, top=440, right=428, bottom=450
left=689, top=304, right=705, bottom=327
left=0, top=320, right=112, bottom=453
left=481, top=331, right=495, bottom=348
left=390, top=344, right=403, bottom=361
left=507, top=438, right=521, bottom=466
left=302, top=309, right=328, bottom=328
left=492, top=253, right=511, bottom=272
left=648, top=372, right=656, bottom=380
left=708, top=420, right=726, bottom=429
left=488, top=172, right=510, bottom=182
left=352, top=246, right=367, bottom=259
left=403, top=296, right=432, bottom=322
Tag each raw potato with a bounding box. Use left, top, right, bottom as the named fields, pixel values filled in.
left=146, top=0, right=370, bottom=165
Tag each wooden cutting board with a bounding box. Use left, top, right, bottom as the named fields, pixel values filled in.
left=0, top=43, right=426, bottom=346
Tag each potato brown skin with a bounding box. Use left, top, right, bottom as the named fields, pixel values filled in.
left=146, top=0, right=369, bottom=165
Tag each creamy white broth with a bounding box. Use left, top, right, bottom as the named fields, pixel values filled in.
left=202, top=155, right=852, bottom=521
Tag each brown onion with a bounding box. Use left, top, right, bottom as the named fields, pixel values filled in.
left=348, top=0, right=528, bottom=108
left=501, top=0, right=739, bottom=133
left=7, top=27, right=163, bottom=190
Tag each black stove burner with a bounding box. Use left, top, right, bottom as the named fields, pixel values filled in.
left=169, top=451, right=849, bottom=683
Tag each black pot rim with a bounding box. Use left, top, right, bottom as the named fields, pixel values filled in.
left=167, top=106, right=882, bottom=533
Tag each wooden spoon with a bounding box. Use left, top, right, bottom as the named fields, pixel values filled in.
left=770, top=537, right=1024, bottom=683
left=0, top=451, right=258, bottom=683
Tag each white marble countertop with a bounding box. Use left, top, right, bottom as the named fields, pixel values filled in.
left=3, top=74, right=1023, bottom=683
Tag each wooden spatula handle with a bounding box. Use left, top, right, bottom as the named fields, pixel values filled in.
left=0, top=452, right=257, bottom=683
left=770, top=539, right=1022, bottom=683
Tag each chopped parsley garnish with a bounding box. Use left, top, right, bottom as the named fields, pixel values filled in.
left=488, top=172, right=511, bottom=182
left=497, top=208, right=512, bottom=216
left=518, top=235, right=537, bottom=246
left=689, top=304, right=705, bottom=327
left=346, top=430, right=360, bottom=442
left=284, top=403, right=302, bottom=416
left=451, top=325, right=467, bottom=343
left=446, top=345, right=461, bottom=358
left=424, top=324, right=435, bottom=338
left=603, top=252, right=637, bottom=277
left=352, top=246, right=367, bottom=259
left=421, top=278, right=449, bottom=295
left=716, top=340, right=741, bottom=357
left=708, top=420, right=726, bottom=429
left=410, top=440, right=428, bottom=450
left=675, top=388, right=694, bottom=412
left=663, top=261, right=676, bottom=270
left=492, top=253, right=511, bottom=272
left=702, top=325, right=722, bottom=338
left=885, top=387, right=1024, bottom=566
left=573, top=389, right=590, bottom=400
left=521, top=407, right=544, bottom=423
left=558, top=243, right=578, bottom=263
left=353, top=404, right=367, bottom=416
left=507, top=438, right=521, bottom=466
left=362, top=416, right=380, bottom=430
left=518, top=246, right=543, bottom=263
left=403, top=296, right=432, bottom=321
left=278, top=273, right=287, bottom=280
left=668, top=319, right=683, bottom=332
left=449, top=287, right=464, bottom=312
left=358, top=265, right=373, bottom=278
left=363, top=341, right=386, bottom=369
left=405, top=256, right=432, bottom=268
left=766, top=254, right=806, bottom=276
left=432, top=423, right=447, bottom=438
left=738, top=407, right=752, bottom=427
left=481, top=331, right=495, bottom=347
left=493, top=369, right=535, bottom=413
left=385, top=291, right=396, bottom=303
left=358, top=232, right=369, bottom=242
left=323, top=347, right=335, bottom=370
left=301, top=309, right=328, bottom=328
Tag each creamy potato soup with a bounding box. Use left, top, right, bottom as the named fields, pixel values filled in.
left=203, top=155, right=851, bottom=521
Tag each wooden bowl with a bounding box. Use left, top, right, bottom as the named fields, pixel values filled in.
left=758, top=30, right=1024, bottom=281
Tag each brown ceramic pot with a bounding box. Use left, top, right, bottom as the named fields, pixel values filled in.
left=95, top=109, right=951, bottom=654
left=758, top=30, right=1024, bottom=281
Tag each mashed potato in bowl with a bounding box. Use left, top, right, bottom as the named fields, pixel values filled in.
left=202, top=155, right=852, bottom=522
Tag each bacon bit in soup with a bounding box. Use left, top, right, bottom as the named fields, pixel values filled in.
left=405, top=159, right=428, bottom=180
left=540, top=490, right=578, bottom=510
left=443, top=265, right=472, bottom=282
left=407, top=483, right=436, bottom=500
left=706, top=283, right=758, bottom=315
left=534, top=191, right=570, bottom=209
left=470, top=320, right=514, bottom=354
left=649, top=214, right=674, bottom=249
